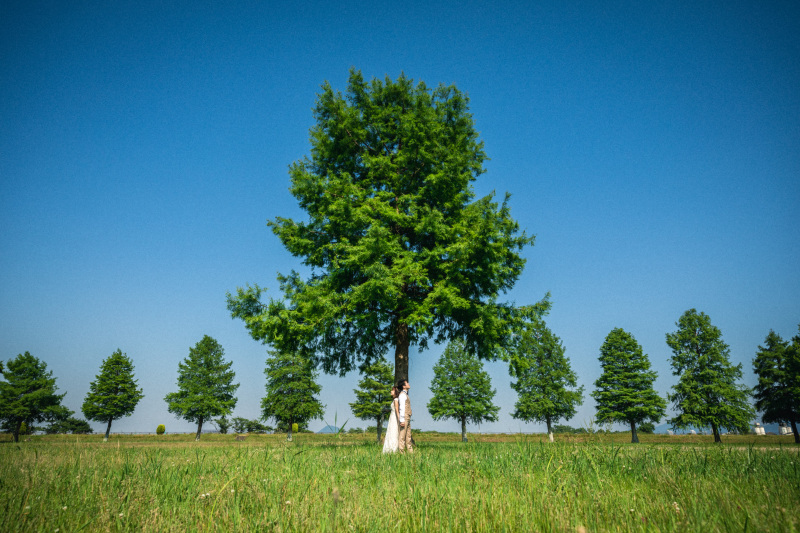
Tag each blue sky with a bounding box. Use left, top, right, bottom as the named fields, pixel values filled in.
left=2, top=1, right=798, bottom=435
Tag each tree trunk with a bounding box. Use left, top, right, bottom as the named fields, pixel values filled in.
left=376, top=416, right=383, bottom=443
left=12, top=420, right=21, bottom=443
left=195, top=416, right=203, bottom=441
left=791, top=420, right=799, bottom=444
left=711, top=422, right=721, bottom=443
left=630, top=420, right=639, bottom=443
left=546, top=417, right=553, bottom=443
left=394, top=322, right=410, bottom=384
left=104, top=418, right=113, bottom=442
left=287, top=422, right=293, bottom=442
left=461, top=416, right=467, bottom=442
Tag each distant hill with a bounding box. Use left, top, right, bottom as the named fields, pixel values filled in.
left=317, top=425, right=340, bottom=434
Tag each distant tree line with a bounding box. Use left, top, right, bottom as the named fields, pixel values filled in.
left=2, top=312, right=798, bottom=444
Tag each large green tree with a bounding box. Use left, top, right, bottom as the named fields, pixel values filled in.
left=666, top=309, right=754, bottom=442
left=227, top=69, right=545, bottom=384
left=752, top=327, right=800, bottom=443
left=509, top=323, right=583, bottom=442
left=164, top=336, right=239, bottom=441
left=0, top=352, right=69, bottom=442
left=592, top=328, right=666, bottom=443
left=82, top=349, right=144, bottom=441
left=349, top=360, right=394, bottom=443
left=427, top=340, right=500, bottom=442
left=262, top=350, right=325, bottom=441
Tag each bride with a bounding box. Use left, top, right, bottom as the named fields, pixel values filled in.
left=382, top=386, right=401, bottom=453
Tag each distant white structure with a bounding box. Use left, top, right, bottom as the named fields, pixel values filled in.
left=754, top=423, right=766, bottom=436
left=779, top=424, right=792, bottom=436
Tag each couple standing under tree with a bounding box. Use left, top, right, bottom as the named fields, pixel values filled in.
left=382, top=380, right=413, bottom=453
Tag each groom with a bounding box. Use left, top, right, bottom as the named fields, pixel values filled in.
left=397, top=379, right=413, bottom=453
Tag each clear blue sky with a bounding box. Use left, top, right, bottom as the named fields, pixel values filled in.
left=2, top=1, right=798, bottom=434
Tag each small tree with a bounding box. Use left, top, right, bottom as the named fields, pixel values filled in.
left=156, top=424, right=165, bottom=435
left=215, top=415, right=231, bottom=434
left=753, top=327, right=800, bottom=443
left=231, top=416, right=249, bottom=433
left=349, top=360, right=394, bottom=443
left=164, top=335, right=239, bottom=441
left=0, top=352, right=68, bottom=442
left=592, top=328, right=666, bottom=443
left=231, top=417, right=272, bottom=433
left=262, top=350, right=325, bottom=441
left=46, top=416, right=93, bottom=434
left=509, top=323, right=583, bottom=442
left=427, top=340, right=500, bottom=442
left=82, top=349, right=144, bottom=441
left=667, top=309, right=754, bottom=443
left=638, top=422, right=656, bottom=434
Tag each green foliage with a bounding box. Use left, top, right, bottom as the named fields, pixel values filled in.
left=667, top=309, right=754, bottom=442
left=261, top=350, right=324, bottom=435
left=164, top=335, right=239, bottom=441
left=273, top=421, right=302, bottom=433
left=292, top=423, right=299, bottom=434
left=592, top=328, right=666, bottom=443
left=45, top=416, right=93, bottom=434
left=231, top=417, right=248, bottom=433
left=82, top=349, right=144, bottom=440
left=227, top=69, right=545, bottom=382
left=231, top=417, right=272, bottom=434
left=552, top=424, right=588, bottom=434
left=509, top=323, right=583, bottom=435
left=638, top=422, right=656, bottom=434
left=428, top=340, right=499, bottom=441
left=215, top=416, right=231, bottom=434
left=156, top=424, right=165, bottom=435
left=349, top=360, right=394, bottom=442
left=752, top=327, right=800, bottom=443
left=0, top=352, right=68, bottom=442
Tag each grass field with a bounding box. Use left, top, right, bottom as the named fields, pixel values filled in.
left=1, top=432, right=797, bottom=532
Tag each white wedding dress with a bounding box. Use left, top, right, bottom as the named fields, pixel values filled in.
left=382, top=401, right=400, bottom=453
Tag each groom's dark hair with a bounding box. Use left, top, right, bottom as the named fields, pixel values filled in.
left=396, top=379, right=407, bottom=391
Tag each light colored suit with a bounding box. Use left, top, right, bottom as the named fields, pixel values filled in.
left=399, top=390, right=413, bottom=452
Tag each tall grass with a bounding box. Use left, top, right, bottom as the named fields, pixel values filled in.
left=1, top=434, right=797, bottom=532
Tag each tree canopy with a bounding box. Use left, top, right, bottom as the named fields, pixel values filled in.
left=228, top=69, right=545, bottom=383
left=164, top=336, right=239, bottom=441
left=752, top=327, right=800, bottom=443
left=0, top=352, right=69, bottom=442
left=666, top=309, right=754, bottom=442
left=45, top=415, right=93, bottom=435
left=349, top=360, right=394, bottom=443
left=427, top=340, right=500, bottom=442
left=261, top=350, right=325, bottom=440
left=509, top=322, right=583, bottom=441
left=82, top=349, right=144, bottom=441
left=592, top=328, right=666, bottom=443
